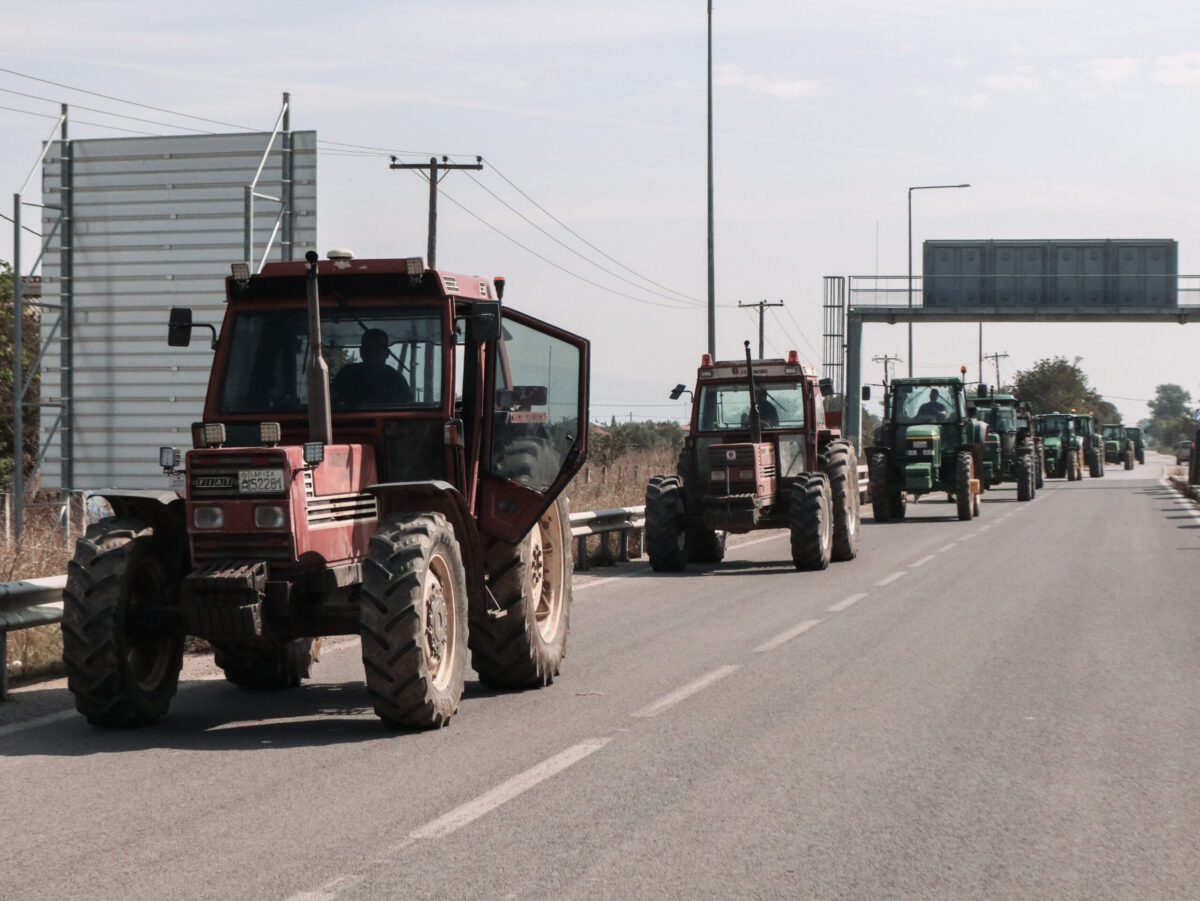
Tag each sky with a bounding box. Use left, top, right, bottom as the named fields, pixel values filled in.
left=3, top=0, right=1200, bottom=429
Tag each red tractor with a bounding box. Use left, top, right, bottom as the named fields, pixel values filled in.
left=645, top=342, right=860, bottom=571
left=63, top=250, right=589, bottom=729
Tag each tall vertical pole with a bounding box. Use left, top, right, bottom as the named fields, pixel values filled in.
left=738, top=299, right=784, bottom=358
left=906, top=188, right=913, bottom=377
left=281, top=91, right=293, bottom=261
left=427, top=156, right=439, bottom=269
left=12, top=193, right=23, bottom=541
left=978, top=322, right=983, bottom=387
left=706, top=1, right=716, bottom=358
left=61, top=104, right=74, bottom=494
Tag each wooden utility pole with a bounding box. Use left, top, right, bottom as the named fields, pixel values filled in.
left=388, top=156, right=483, bottom=268
left=738, top=299, right=784, bottom=358
left=984, top=350, right=1009, bottom=389
left=872, top=353, right=903, bottom=386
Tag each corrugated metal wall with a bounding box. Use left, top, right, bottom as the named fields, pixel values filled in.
left=40, top=131, right=317, bottom=490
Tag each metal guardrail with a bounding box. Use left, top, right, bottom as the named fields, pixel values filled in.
left=570, top=506, right=646, bottom=571
left=0, top=575, right=66, bottom=700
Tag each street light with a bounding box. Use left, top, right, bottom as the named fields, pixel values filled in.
left=908, top=183, right=970, bottom=376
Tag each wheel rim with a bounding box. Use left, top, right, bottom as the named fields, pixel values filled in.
left=424, top=552, right=456, bottom=690
left=125, top=557, right=175, bottom=691
left=532, top=504, right=565, bottom=643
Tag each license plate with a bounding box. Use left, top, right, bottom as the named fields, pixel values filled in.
left=238, top=469, right=285, bottom=494
left=909, top=440, right=929, bottom=448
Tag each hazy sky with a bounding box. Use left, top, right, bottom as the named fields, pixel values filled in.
left=3, top=1, right=1200, bottom=427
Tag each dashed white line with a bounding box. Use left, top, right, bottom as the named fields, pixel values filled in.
left=937, top=542, right=957, bottom=553
left=875, top=571, right=906, bottom=586
left=631, top=665, right=742, bottom=718
left=827, top=592, right=868, bottom=613
left=959, top=532, right=979, bottom=541
left=754, top=619, right=822, bottom=653
left=910, top=554, right=936, bottom=568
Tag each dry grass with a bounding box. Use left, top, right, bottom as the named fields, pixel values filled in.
left=2, top=511, right=77, bottom=685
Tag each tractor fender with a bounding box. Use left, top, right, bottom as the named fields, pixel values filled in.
left=89, top=488, right=189, bottom=570
left=365, top=480, right=486, bottom=609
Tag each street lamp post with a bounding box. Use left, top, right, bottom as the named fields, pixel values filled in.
left=907, top=183, right=970, bottom=376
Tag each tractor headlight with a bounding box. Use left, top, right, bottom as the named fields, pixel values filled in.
left=254, top=505, right=286, bottom=529
left=193, top=506, right=224, bottom=529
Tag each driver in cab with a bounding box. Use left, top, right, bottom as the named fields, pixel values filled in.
left=332, top=328, right=413, bottom=408
left=916, top=388, right=949, bottom=422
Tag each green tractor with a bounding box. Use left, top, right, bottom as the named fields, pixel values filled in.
left=966, top=388, right=1038, bottom=501
left=1035, top=413, right=1084, bottom=481
left=1125, top=426, right=1146, bottom=465
left=1071, top=412, right=1106, bottom=478
left=1102, top=422, right=1135, bottom=470
left=866, top=375, right=989, bottom=522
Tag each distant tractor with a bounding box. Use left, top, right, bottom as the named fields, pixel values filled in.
left=1035, top=413, right=1084, bottom=481
left=63, top=250, right=589, bottom=730
left=866, top=373, right=988, bottom=522
left=1125, top=427, right=1146, bottom=465
left=1071, top=412, right=1106, bottom=478
left=645, top=342, right=860, bottom=572
left=1102, top=423, right=1135, bottom=470
left=967, top=388, right=1038, bottom=501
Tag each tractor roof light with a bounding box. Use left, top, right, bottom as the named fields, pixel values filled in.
left=701, top=354, right=713, bottom=366
left=159, top=446, right=181, bottom=471
left=260, top=422, right=282, bottom=446
left=202, top=423, right=227, bottom=448
left=230, top=261, right=251, bottom=285
left=405, top=257, right=424, bottom=279
left=787, top=350, right=799, bottom=364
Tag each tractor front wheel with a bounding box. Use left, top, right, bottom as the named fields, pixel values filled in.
left=869, top=452, right=891, bottom=522
left=1017, top=453, right=1034, bottom=501
left=1124, top=448, right=1135, bottom=470
left=62, top=517, right=184, bottom=727
left=1066, top=449, right=1080, bottom=481
left=955, top=452, right=974, bottom=521
left=360, top=513, right=468, bottom=729
left=823, top=440, right=860, bottom=561
left=212, top=638, right=321, bottom=689
left=645, top=475, right=688, bottom=571
left=790, top=474, right=832, bottom=571
left=471, top=496, right=572, bottom=688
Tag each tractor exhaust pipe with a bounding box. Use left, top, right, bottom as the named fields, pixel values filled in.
left=744, top=340, right=762, bottom=445
left=305, top=250, right=334, bottom=445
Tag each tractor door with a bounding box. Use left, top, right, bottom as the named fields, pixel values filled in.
left=476, top=308, right=590, bottom=544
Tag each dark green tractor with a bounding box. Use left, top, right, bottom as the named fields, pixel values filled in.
left=866, top=376, right=988, bottom=522
left=1125, top=426, right=1146, bottom=465
left=1071, top=412, right=1106, bottom=478
left=1102, top=422, right=1135, bottom=470
left=1035, top=413, right=1084, bottom=481
left=967, top=388, right=1038, bottom=501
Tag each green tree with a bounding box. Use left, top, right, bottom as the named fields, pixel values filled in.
left=1145, top=383, right=1192, bottom=448
left=0, top=260, right=41, bottom=492
left=1011, top=356, right=1102, bottom=415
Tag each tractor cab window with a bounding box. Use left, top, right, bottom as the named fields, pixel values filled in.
left=696, top=381, right=806, bottom=431
left=490, top=317, right=582, bottom=492
left=1037, top=417, right=1068, bottom=437
left=989, top=407, right=1017, bottom=433
left=218, top=306, right=444, bottom=414
left=893, top=383, right=961, bottom=424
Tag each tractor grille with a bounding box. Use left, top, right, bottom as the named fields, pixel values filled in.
left=193, top=533, right=293, bottom=563
left=190, top=452, right=289, bottom=499
left=306, top=492, right=378, bottom=525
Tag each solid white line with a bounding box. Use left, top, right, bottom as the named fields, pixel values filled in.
left=827, top=592, right=868, bottom=613
left=408, top=738, right=612, bottom=841
left=730, top=531, right=787, bottom=550
left=937, top=542, right=958, bottom=553
left=754, top=619, right=822, bottom=653
left=910, top=554, right=936, bottom=568
left=875, top=571, right=906, bottom=586
left=631, top=665, right=742, bottom=718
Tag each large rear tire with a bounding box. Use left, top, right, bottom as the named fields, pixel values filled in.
left=470, top=496, right=571, bottom=688
left=790, top=474, right=832, bottom=571
left=62, top=517, right=184, bottom=727
left=645, top=475, right=688, bottom=571
left=1017, top=453, right=1033, bottom=501
left=869, top=452, right=891, bottom=522
left=1123, top=448, right=1134, bottom=470
left=360, top=513, right=468, bottom=728
left=1035, top=446, right=1045, bottom=488
left=1066, top=449, right=1080, bottom=481
left=955, top=452, right=974, bottom=521
left=212, top=638, right=321, bottom=689
left=823, top=440, right=860, bottom=561
left=1089, top=449, right=1103, bottom=478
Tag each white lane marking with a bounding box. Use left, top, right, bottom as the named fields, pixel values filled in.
left=286, top=875, right=365, bottom=901
left=937, top=542, right=957, bottom=553
left=0, top=708, right=76, bottom=740
left=875, top=571, right=906, bottom=586
left=754, top=619, right=822, bottom=653
left=631, top=665, right=742, bottom=718
left=406, top=738, right=612, bottom=841
left=729, top=531, right=788, bottom=550
left=910, top=554, right=936, bottom=568
left=959, top=532, right=979, bottom=541
left=827, top=592, right=868, bottom=613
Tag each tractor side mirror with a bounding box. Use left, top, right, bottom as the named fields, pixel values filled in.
left=669, top=383, right=687, bottom=400
left=168, top=307, right=193, bottom=347
left=818, top=377, right=834, bottom=397
left=861, top=386, right=872, bottom=401
left=468, top=301, right=502, bottom=341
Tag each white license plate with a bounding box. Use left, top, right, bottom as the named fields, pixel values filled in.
left=238, top=469, right=285, bottom=493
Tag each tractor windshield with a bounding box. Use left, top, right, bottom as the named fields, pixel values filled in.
left=1037, top=416, right=1069, bottom=438
left=697, top=381, right=806, bottom=431
left=891, top=383, right=963, bottom=424
left=218, top=306, right=444, bottom=414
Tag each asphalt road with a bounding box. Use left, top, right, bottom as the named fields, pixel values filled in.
left=1, top=454, right=1197, bottom=900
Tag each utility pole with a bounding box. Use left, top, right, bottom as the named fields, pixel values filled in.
left=388, top=155, right=483, bottom=269
left=872, top=353, right=903, bottom=386
left=738, top=299, right=784, bottom=358
left=706, top=1, right=716, bottom=358
left=984, top=350, right=1009, bottom=389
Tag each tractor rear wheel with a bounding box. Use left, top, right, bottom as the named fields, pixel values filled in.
left=1035, top=447, right=1045, bottom=488
left=1089, top=449, right=1103, bottom=478
left=62, top=517, right=184, bottom=727
left=688, top=526, right=727, bottom=563
left=1017, top=453, right=1033, bottom=501
left=955, top=452, right=974, bottom=521
left=1124, top=448, right=1134, bottom=470
left=823, top=440, right=860, bottom=561
left=645, top=475, right=688, bottom=571
left=360, top=513, right=467, bottom=729
left=1136, top=447, right=1145, bottom=465
left=869, top=452, right=890, bottom=522
left=471, top=496, right=572, bottom=688
left=212, top=638, right=321, bottom=689
left=1066, top=449, right=1080, bottom=481
left=790, top=474, right=832, bottom=571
